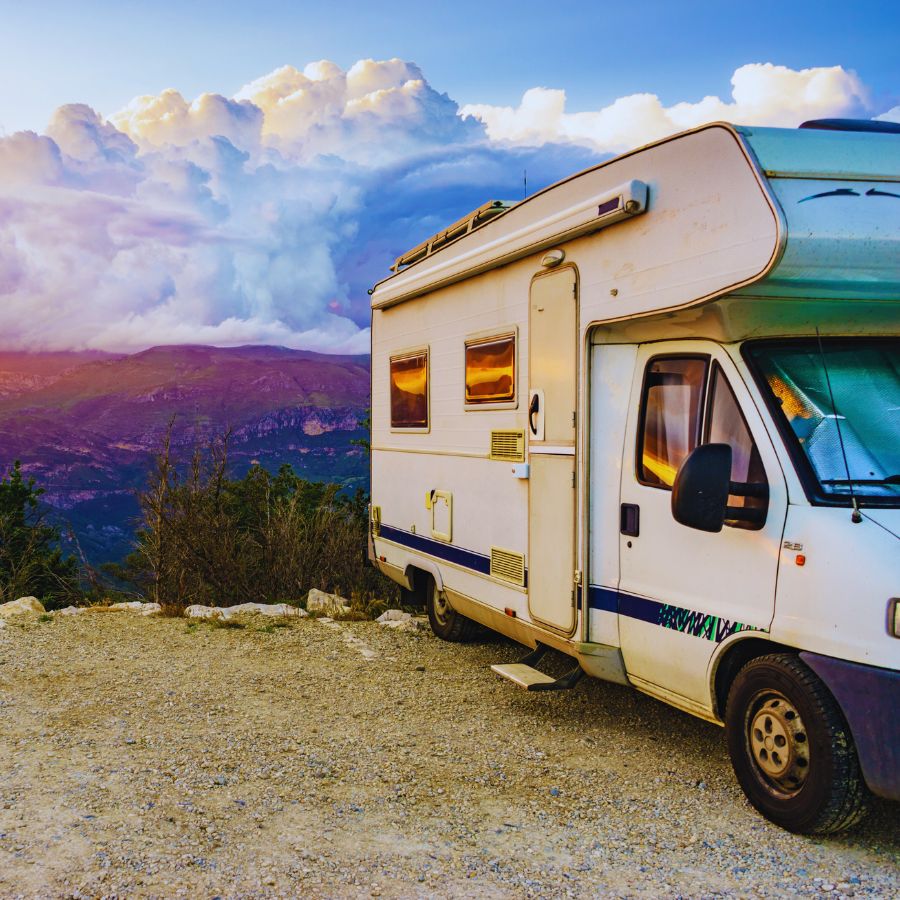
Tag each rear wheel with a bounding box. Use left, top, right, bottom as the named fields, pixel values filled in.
left=425, top=579, right=478, bottom=642
left=725, top=653, right=870, bottom=833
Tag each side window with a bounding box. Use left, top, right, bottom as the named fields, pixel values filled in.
left=638, top=357, right=708, bottom=487
left=706, top=364, right=768, bottom=529
left=465, top=334, right=515, bottom=404
left=390, top=350, right=428, bottom=428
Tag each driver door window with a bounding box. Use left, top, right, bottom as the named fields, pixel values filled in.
left=637, top=355, right=768, bottom=529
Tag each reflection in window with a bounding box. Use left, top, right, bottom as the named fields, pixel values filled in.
left=639, top=358, right=707, bottom=487
left=706, top=366, right=768, bottom=528
left=390, top=351, right=428, bottom=428
left=465, top=334, right=515, bottom=403
left=749, top=339, right=900, bottom=502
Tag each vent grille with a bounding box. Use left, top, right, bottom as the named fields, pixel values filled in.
left=490, top=429, right=525, bottom=462
left=490, top=547, right=526, bottom=586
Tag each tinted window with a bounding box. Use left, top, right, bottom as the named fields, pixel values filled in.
left=706, top=365, right=768, bottom=528
left=390, top=351, right=428, bottom=428
left=465, top=334, right=515, bottom=403
left=639, top=357, right=707, bottom=487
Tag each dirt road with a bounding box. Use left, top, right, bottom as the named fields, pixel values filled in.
left=0, top=612, right=897, bottom=898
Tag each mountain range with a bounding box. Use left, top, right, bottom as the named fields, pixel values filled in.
left=0, top=346, right=370, bottom=569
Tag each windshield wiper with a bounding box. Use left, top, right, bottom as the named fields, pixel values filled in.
left=821, top=474, right=900, bottom=486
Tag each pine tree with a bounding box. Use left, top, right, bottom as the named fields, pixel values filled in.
left=0, top=461, right=80, bottom=609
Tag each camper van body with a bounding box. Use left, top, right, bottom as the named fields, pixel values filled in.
left=368, top=123, right=899, bottom=832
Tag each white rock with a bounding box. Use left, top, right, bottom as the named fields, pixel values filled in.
left=185, top=605, right=223, bottom=619
left=375, top=610, right=426, bottom=632
left=108, top=601, right=162, bottom=616
left=376, top=609, right=408, bottom=622
left=220, top=602, right=307, bottom=619
left=0, top=596, right=46, bottom=618
left=56, top=606, right=84, bottom=616
left=306, top=589, right=351, bottom=616
left=185, top=602, right=307, bottom=620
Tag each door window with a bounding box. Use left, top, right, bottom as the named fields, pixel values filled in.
left=636, top=354, right=768, bottom=529
left=638, top=357, right=707, bottom=487
left=705, top=365, right=769, bottom=528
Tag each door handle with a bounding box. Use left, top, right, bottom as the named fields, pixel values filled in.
left=529, top=392, right=540, bottom=435
left=620, top=503, right=640, bottom=537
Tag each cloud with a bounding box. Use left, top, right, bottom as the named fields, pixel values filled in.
left=461, top=63, right=871, bottom=152
left=0, top=60, right=890, bottom=354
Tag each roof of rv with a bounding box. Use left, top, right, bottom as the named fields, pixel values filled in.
left=369, top=121, right=899, bottom=310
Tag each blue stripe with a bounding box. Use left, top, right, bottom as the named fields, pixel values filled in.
left=378, top=526, right=764, bottom=645
left=587, top=585, right=619, bottom=613
left=379, top=525, right=491, bottom=576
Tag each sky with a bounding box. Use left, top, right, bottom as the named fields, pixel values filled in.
left=0, top=1, right=897, bottom=354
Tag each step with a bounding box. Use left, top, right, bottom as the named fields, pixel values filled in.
left=491, top=663, right=558, bottom=690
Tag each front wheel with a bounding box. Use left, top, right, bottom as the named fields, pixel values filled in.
left=425, top=579, right=478, bottom=642
left=725, top=653, right=870, bottom=834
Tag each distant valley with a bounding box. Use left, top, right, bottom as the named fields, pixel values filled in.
left=0, top=346, right=370, bottom=569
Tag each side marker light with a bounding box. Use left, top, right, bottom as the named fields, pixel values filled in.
left=889, top=599, right=900, bottom=639
left=795, top=554, right=806, bottom=567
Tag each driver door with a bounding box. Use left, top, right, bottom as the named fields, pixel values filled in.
left=617, top=343, right=787, bottom=707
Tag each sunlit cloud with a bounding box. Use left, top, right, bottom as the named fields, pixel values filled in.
left=0, top=59, right=890, bottom=354
left=461, top=63, right=871, bottom=152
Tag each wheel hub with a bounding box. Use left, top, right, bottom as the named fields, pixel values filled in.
left=748, top=692, right=810, bottom=794
left=432, top=590, right=450, bottom=625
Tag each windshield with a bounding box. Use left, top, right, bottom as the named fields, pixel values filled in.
left=747, top=339, right=900, bottom=505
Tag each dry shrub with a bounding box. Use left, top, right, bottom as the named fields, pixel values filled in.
left=116, top=424, right=396, bottom=615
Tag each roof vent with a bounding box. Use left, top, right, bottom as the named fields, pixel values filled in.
left=799, top=118, right=900, bottom=135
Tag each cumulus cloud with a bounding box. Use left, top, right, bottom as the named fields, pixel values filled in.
left=461, top=63, right=871, bottom=152
left=0, top=59, right=890, bottom=354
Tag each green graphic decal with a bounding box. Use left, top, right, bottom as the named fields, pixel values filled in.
left=657, top=603, right=766, bottom=643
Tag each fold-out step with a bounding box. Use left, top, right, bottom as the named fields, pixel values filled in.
left=491, top=662, right=559, bottom=689
left=491, top=646, right=584, bottom=692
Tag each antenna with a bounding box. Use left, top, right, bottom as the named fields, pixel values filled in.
left=816, top=328, right=862, bottom=524
left=523, top=169, right=527, bottom=199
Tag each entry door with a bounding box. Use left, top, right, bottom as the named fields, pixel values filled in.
left=618, top=343, right=787, bottom=705
left=528, top=268, right=577, bottom=632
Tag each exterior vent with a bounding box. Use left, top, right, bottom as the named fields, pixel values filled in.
left=491, top=547, right=526, bottom=586
left=490, top=429, right=525, bottom=462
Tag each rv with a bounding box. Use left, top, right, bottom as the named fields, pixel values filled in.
left=367, top=120, right=899, bottom=833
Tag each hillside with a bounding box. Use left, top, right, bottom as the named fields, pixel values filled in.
left=0, top=346, right=370, bottom=567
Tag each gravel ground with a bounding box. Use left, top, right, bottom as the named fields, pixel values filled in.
left=0, top=611, right=897, bottom=899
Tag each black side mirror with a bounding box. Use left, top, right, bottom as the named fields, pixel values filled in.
left=672, top=444, right=732, bottom=532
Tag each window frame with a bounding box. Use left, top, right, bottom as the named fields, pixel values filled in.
left=389, top=346, right=431, bottom=433
left=463, top=327, right=519, bottom=411
left=635, top=353, right=711, bottom=490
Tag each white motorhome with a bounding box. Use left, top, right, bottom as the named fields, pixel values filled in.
left=367, top=120, right=899, bottom=833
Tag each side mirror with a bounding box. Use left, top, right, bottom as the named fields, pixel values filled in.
left=671, top=444, right=732, bottom=532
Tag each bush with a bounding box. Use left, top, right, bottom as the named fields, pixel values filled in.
left=0, top=461, right=81, bottom=609
left=114, top=427, right=397, bottom=613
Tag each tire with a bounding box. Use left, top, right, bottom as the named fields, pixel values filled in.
left=425, top=578, right=478, bottom=642
left=725, top=653, right=871, bottom=834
